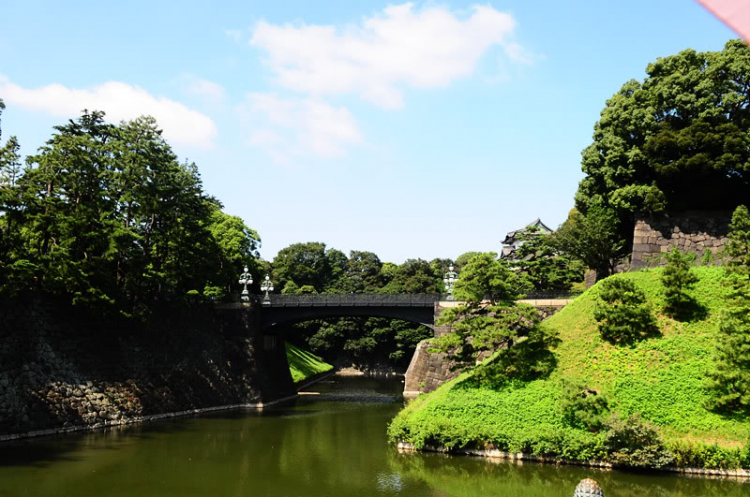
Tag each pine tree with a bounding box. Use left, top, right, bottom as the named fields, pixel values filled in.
left=706, top=280, right=750, bottom=412
left=660, top=247, right=698, bottom=318
left=726, top=205, right=750, bottom=278
left=594, top=277, right=658, bottom=344
left=706, top=205, right=750, bottom=412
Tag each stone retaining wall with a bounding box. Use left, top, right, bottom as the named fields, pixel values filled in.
left=403, top=301, right=571, bottom=396
left=631, top=211, right=732, bottom=270
left=0, top=299, right=294, bottom=439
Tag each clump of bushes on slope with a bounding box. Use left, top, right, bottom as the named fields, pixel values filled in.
left=389, top=267, right=750, bottom=470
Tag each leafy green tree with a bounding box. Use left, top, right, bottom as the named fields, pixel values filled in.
left=325, top=250, right=382, bottom=293
left=552, top=207, right=625, bottom=280
left=454, top=251, right=481, bottom=271
left=0, top=110, right=261, bottom=313
left=294, top=316, right=432, bottom=369
left=380, top=258, right=440, bottom=294
left=660, top=248, right=699, bottom=318
left=205, top=205, right=261, bottom=298
left=706, top=280, right=750, bottom=413
left=18, top=111, right=121, bottom=306
left=706, top=206, right=750, bottom=413
left=271, top=242, right=330, bottom=292
left=511, top=228, right=584, bottom=291
left=431, top=253, right=556, bottom=384
left=0, top=99, right=28, bottom=292
left=282, top=281, right=300, bottom=294
left=726, top=205, right=750, bottom=278
left=593, top=277, right=658, bottom=344
left=575, top=40, right=750, bottom=244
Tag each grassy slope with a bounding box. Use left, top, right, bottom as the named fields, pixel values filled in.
left=286, top=342, right=334, bottom=383
left=389, top=267, right=750, bottom=463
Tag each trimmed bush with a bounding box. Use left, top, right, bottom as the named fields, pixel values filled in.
left=593, top=277, right=658, bottom=344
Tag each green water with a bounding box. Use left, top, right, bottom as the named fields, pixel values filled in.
left=0, top=376, right=748, bottom=497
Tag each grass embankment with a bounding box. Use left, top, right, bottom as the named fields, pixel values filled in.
left=388, top=267, right=750, bottom=469
left=286, top=342, right=334, bottom=383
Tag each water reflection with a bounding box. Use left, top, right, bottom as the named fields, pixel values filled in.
left=387, top=442, right=750, bottom=497
left=0, top=376, right=747, bottom=497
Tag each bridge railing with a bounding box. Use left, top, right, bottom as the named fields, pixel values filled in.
left=262, top=293, right=440, bottom=307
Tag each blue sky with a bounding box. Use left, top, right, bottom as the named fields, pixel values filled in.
left=0, top=1, right=738, bottom=263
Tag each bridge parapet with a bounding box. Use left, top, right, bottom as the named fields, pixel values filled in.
left=262, top=294, right=440, bottom=307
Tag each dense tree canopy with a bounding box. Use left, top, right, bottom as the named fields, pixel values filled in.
left=576, top=40, right=750, bottom=221
left=0, top=109, right=260, bottom=316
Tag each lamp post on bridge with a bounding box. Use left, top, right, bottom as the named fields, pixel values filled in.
left=239, top=266, right=253, bottom=303
left=443, top=265, right=458, bottom=301
left=261, top=274, right=274, bottom=305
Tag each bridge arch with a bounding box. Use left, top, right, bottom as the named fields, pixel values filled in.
left=259, top=294, right=439, bottom=331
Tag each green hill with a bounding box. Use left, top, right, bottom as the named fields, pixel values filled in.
left=388, top=267, right=750, bottom=469
left=286, top=342, right=334, bottom=383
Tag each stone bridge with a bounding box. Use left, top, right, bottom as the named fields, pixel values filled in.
left=259, top=294, right=439, bottom=331
left=249, top=292, right=577, bottom=396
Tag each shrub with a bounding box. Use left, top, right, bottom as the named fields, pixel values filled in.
left=661, top=247, right=699, bottom=318
left=670, top=440, right=746, bottom=469
left=593, top=277, right=658, bottom=344
left=604, top=413, right=674, bottom=468
left=557, top=379, right=610, bottom=432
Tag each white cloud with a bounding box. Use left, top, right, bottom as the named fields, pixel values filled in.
left=0, top=77, right=217, bottom=149
left=244, top=93, right=363, bottom=164
left=250, top=3, right=524, bottom=109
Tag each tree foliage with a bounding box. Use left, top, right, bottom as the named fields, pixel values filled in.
left=660, top=247, right=699, bottom=318
left=511, top=228, right=584, bottom=291
left=706, top=281, right=750, bottom=414
left=576, top=40, right=750, bottom=230
left=558, top=379, right=610, bottom=432
left=603, top=413, right=674, bottom=468
left=552, top=207, right=625, bottom=280
left=0, top=109, right=260, bottom=315
left=707, top=211, right=750, bottom=413
left=727, top=205, right=750, bottom=278
left=593, top=277, right=658, bottom=344
left=431, top=253, right=557, bottom=384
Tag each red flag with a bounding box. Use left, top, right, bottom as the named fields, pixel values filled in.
left=697, top=0, right=750, bottom=41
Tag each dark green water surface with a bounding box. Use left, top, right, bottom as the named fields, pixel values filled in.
left=0, top=376, right=748, bottom=496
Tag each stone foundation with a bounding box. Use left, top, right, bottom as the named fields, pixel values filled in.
left=403, top=300, right=572, bottom=396
left=631, top=211, right=732, bottom=270
left=0, top=298, right=294, bottom=439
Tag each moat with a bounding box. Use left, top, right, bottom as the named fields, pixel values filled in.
left=0, top=376, right=747, bottom=497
